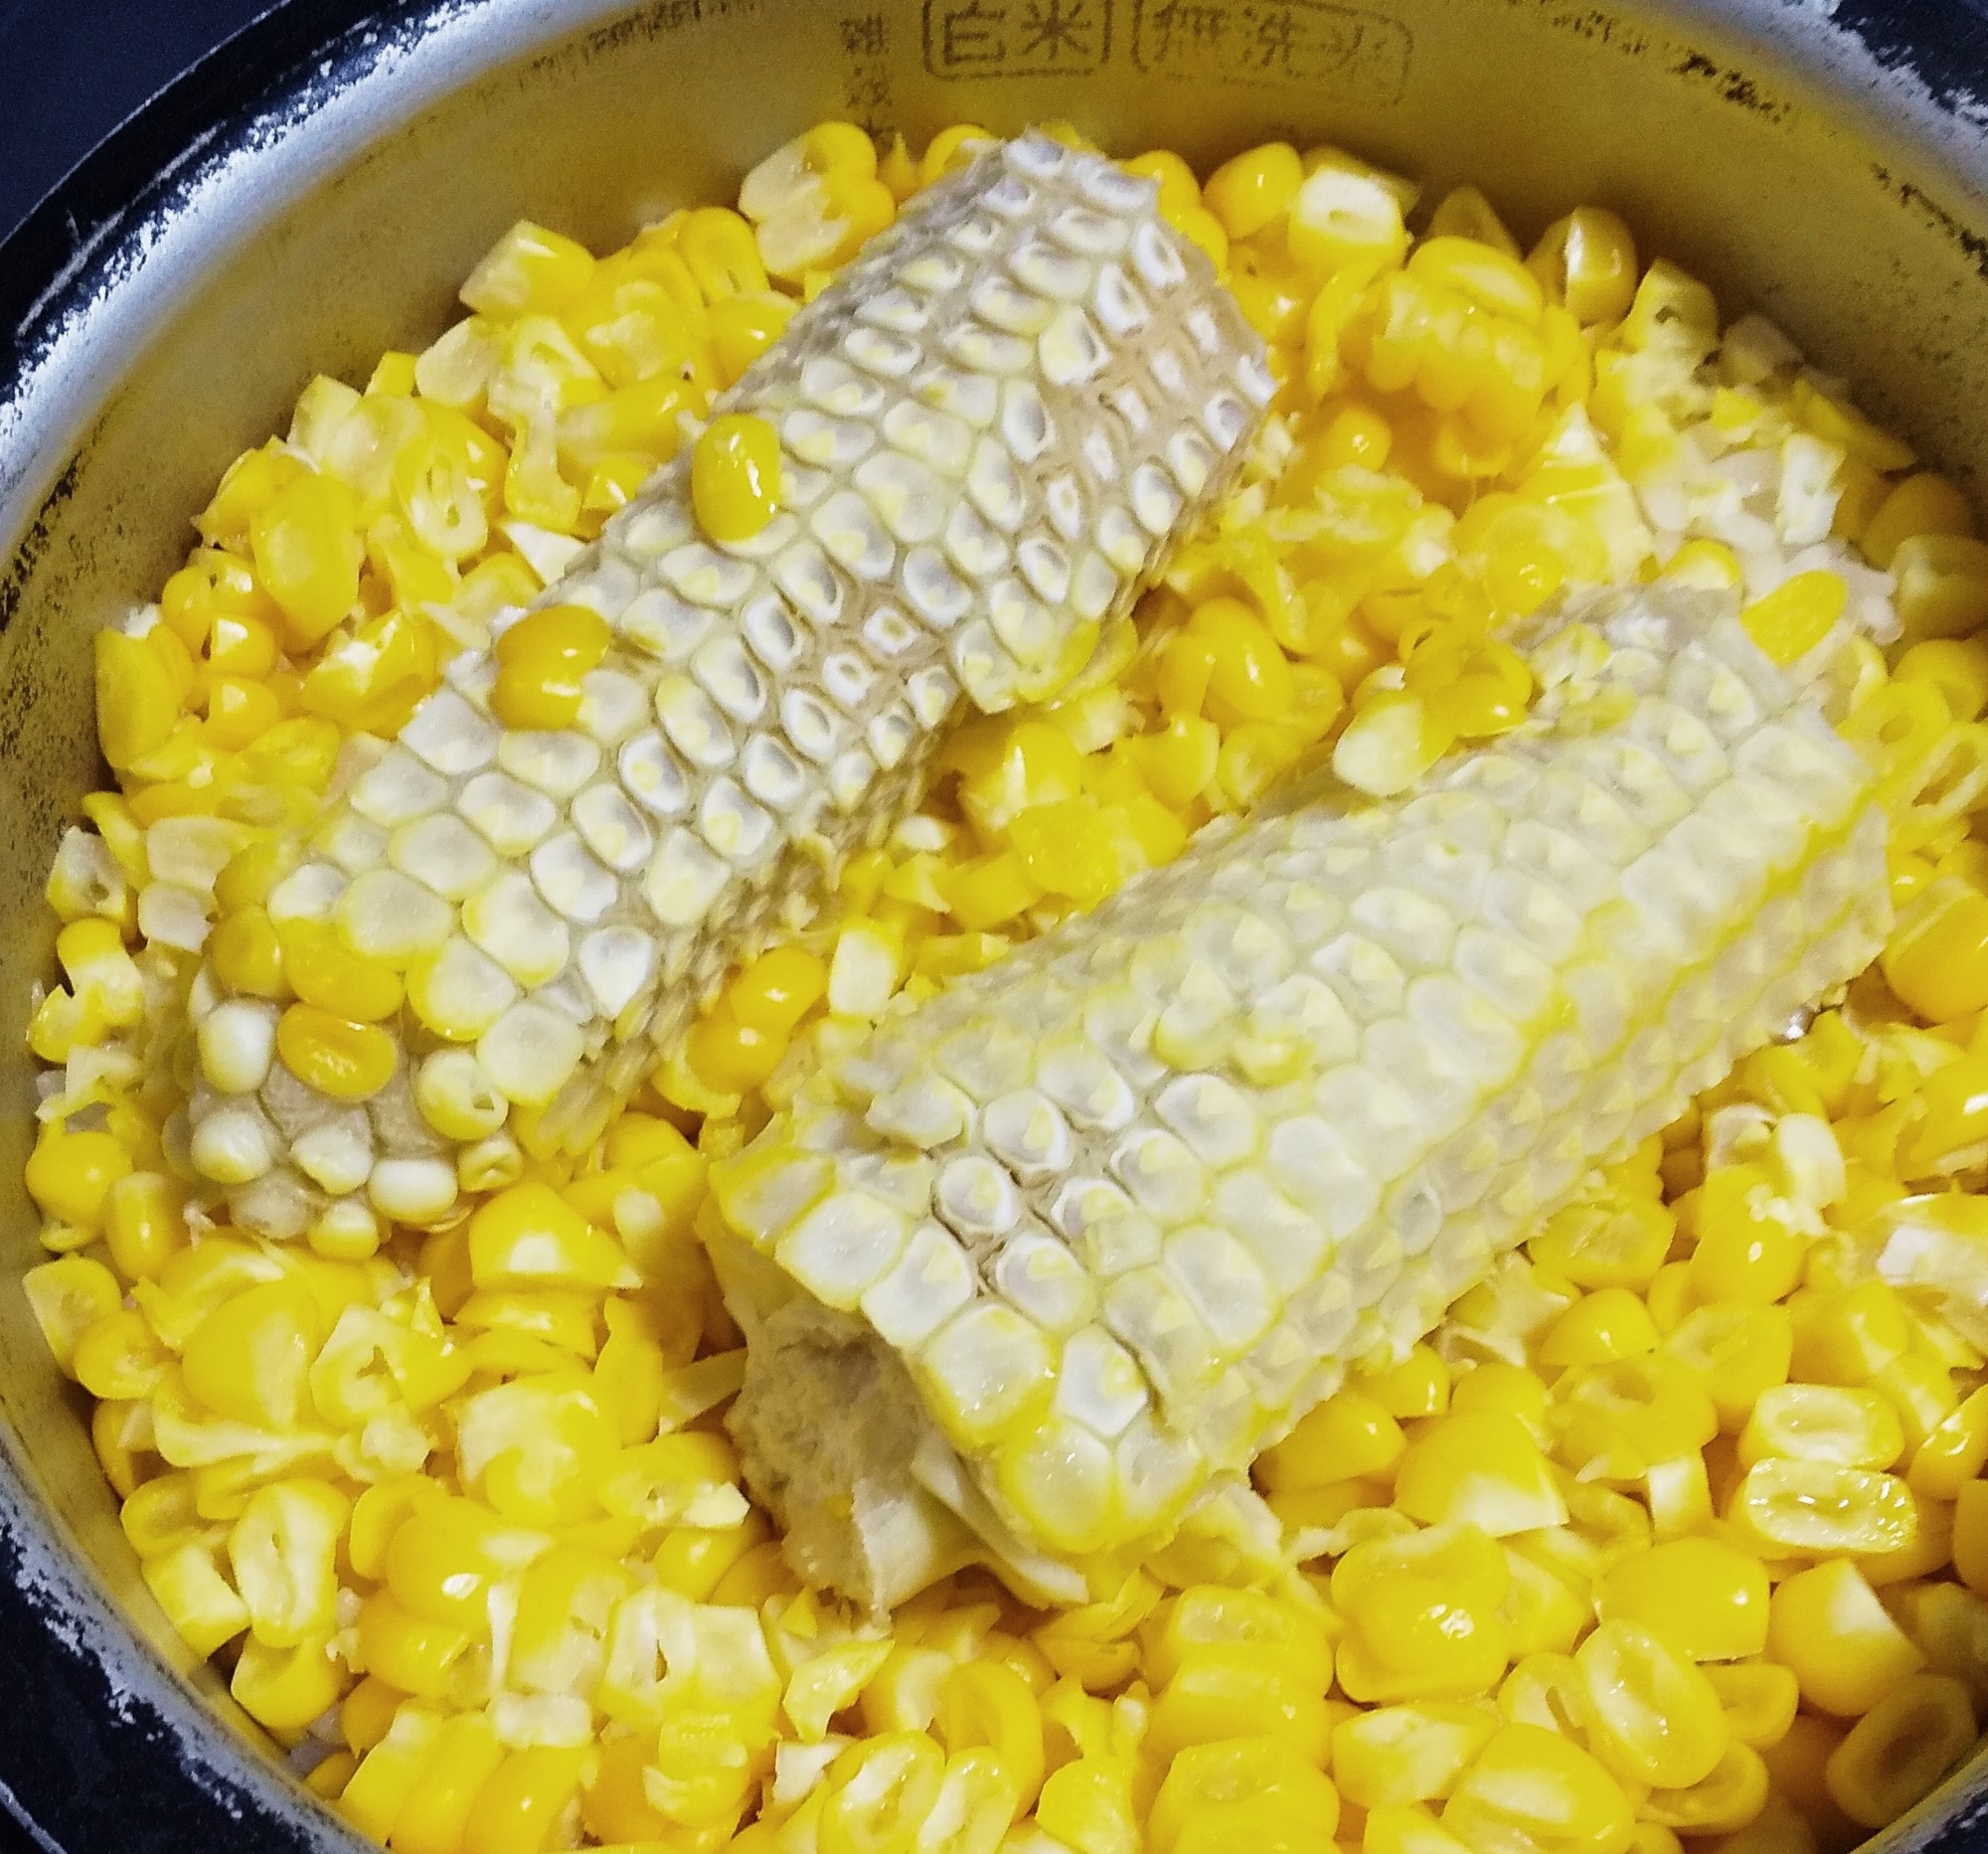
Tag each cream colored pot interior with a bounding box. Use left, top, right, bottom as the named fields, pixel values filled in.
left=2, top=0, right=1984, bottom=1843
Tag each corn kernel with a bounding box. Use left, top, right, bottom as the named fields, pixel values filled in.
left=1528, top=209, right=1637, bottom=325
left=251, top=472, right=362, bottom=647
left=1441, top=1724, right=1634, bottom=1854
left=1767, top=1558, right=1925, bottom=1716
left=1204, top=142, right=1303, bottom=241
left=1333, top=1704, right=1496, bottom=1809
left=1703, top=1662, right=1800, bottom=1751
left=25, top=1126, right=131, bottom=1234
left=276, top=1002, right=398, bottom=1101
left=1824, top=1672, right=1976, bottom=1829
left=232, top=1632, right=346, bottom=1737
left=1257, top=1390, right=1406, bottom=1489
left=1575, top=1618, right=1729, bottom=1789
left=1338, top=1573, right=1510, bottom=1706
left=1150, top=1735, right=1339, bottom=1854
left=1150, top=1647, right=1334, bottom=1765
left=23, top=1254, right=122, bottom=1375
left=1863, top=472, right=1975, bottom=571
left=1595, top=1538, right=1769, bottom=1661
left=933, top=1659, right=1045, bottom=1811
left=1394, top=1411, right=1566, bottom=1535
left=392, top=1713, right=508, bottom=1854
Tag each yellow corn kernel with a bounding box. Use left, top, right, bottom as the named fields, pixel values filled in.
left=1145, top=1587, right=1335, bottom=1692
left=1955, top=1479, right=1988, bottom=1597
left=56, top=917, right=143, bottom=1028
left=1822, top=1671, right=1975, bottom=1829
left=1897, top=635, right=1988, bottom=728
left=276, top=1003, right=397, bottom=1101
left=1338, top=1571, right=1510, bottom=1706
left=1441, top=1724, right=1634, bottom=1854
left=340, top=1672, right=405, bottom=1755
left=1149, top=1735, right=1339, bottom=1854
left=1638, top=1741, right=1769, bottom=1836
left=91, top=1399, right=151, bottom=1500
left=713, top=946, right=821, bottom=1040
left=251, top=471, right=363, bottom=647
left=1575, top=1619, right=1728, bottom=1789
left=306, top=1752, right=357, bottom=1802
left=233, top=1632, right=346, bottom=1737
left=1596, top=1538, right=1768, bottom=1662
left=24, top=1126, right=131, bottom=1234
left=1333, top=689, right=1454, bottom=798
left=938, top=848, right=1042, bottom=930
left=1529, top=1194, right=1674, bottom=1292
left=940, top=1660, right=1046, bottom=1811
left=708, top=1540, right=795, bottom=1607
left=209, top=906, right=286, bottom=1000
left=1539, top=1288, right=1659, bottom=1366
left=1893, top=1579, right=1988, bottom=1704
left=462, top=220, right=594, bottom=319
left=385, top=1495, right=540, bottom=1633
left=1740, top=1382, right=1904, bottom=1474
left=1332, top=1704, right=1496, bottom=1810
left=1358, top=1344, right=1450, bottom=1420
left=354, top=1590, right=472, bottom=1701
left=340, top=1704, right=447, bottom=1842
left=1892, top=532, right=1988, bottom=645
left=1687, top=1165, right=1805, bottom=1305
left=1528, top=209, right=1637, bottom=325
left=1898, top=1050, right=1988, bottom=1175
left=71, top=1308, right=169, bottom=1401
left=1732, top=1456, right=1918, bottom=1566
left=1789, top=1280, right=1914, bottom=1385
left=1449, top=1362, right=1549, bottom=1437
left=1034, top=1755, right=1137, bottom=1854
left=1741, top=572, right=1848, bottom=668
left=684, top=999, right=781, bottom=1096
left=460, top=1747, right=590, bottom=1854
left=141, top=1540, right=251, bottom=1657
left=1885, top=871, right=1988, bottom=1026
left=488, top=601, right=611, bottom=731
left=1862, top=472, right=1975, bottom=571
left=1256, top=1390, right=1406, bottom=1490
left=1392, top=1411, right=1566, bottom=1536
left=1767, top=1558, right=1925, bottom=1716
left=229, top=1478, right=350, bottom=1648
left=278, top=918, right=404, bottom=1023
left=809, top=1732, right=943, bottom=1854
left=390, top=1713, right=508, bottom=1854
left=467, top=1180, right=634, bottom=1292
left=94, top=626, right=188, bottom=768
left=121, top=1473, right=208, bottom=1562
left=1149, top=1647, right=1334, bottom=1765
left=181, top=1277, right=320, bottom=1429
left=578, top=1731, right=681, bottom=1848
left=1702, top=1662, right=1799, bottom=1752
left=1203, top=142, right=1303, bottom=241
left=1659, top=537, right=1744, bottom=592
left=1909, top=1384, right=1988, bottom=1498
left=23, top=1254, right=122, bottom=1375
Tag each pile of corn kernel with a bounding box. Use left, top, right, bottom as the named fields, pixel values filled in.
left=22, top=117, right=1988, bottom=1854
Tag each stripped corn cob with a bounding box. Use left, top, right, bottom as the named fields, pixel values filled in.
left=181, top=132, right=1268, bottom=1242
left=709, top=589, right=1890, bottom=1609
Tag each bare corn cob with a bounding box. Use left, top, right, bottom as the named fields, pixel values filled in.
left=182, top=132, right=1268, bottom=1243
left=708, top=589, right=1890, bottom=1609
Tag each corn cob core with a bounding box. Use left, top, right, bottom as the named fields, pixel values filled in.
left=181, top=132, right=1268, bottom=1243
left=710, top=589, right=1890, bottom=1610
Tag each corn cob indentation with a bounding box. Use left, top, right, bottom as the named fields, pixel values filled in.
left=182, top=132, right=1269, bottom=1244
left=710, top=590, right=1891, bottom=1610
